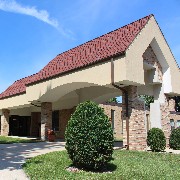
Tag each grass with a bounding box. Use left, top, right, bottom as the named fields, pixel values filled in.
left=23, top=150, right=180, bottom=180
left=0, top=136, right=40, bottom=144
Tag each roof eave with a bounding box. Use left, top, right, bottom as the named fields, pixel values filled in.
left=27, top=52, right=126, bottom=87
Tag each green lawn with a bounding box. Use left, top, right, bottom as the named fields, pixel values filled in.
left=23, top=150, right=180, bottom=180
left=0, top=136, right=40, bottom=144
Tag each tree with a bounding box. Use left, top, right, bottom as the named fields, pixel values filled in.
left=169, top=128, right=180, bottom=150
left=139, top=95, right=154, bottom=108
left=65, top=101, right=114, bottom=170
left=107, top=97, right=118, bottom=103
left=147, top=128, right=166, bottom=152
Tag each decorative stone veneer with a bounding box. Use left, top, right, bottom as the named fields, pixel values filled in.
left=143, top=45, right=163, bottom=81
left=41, top=102, right=52, bottom=140
left=99, top=103, right=122, bottom=140
left=161, top=96, right=176, bottom=146
left=142, top=45, right=175, bottom=147
left=122, top=86, right=147, bottom=150
left=1, top=109, right=10, bottom=136
left=29, top=94, right=175, bottom=149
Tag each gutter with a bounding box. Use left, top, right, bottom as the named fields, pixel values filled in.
left=111, top=58, right=129, bottom=150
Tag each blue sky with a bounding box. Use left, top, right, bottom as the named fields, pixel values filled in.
left=0, top=0, right=180, bottom=96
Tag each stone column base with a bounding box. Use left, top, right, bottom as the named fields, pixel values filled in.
left=122, top=86, right=147, bottom=151
left=41, top=102, right=52, bottom=140
left=1, top=109, right=10, bottom=136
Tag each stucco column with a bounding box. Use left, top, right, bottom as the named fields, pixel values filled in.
left=150, top=84, right=174, bottom=146
left=41, top=102, right=52, bottom=141
left=122, top=86, right=147, bottom=150
left=150, top=84, right=165, bottom=129
left=1, top=109, right=10, bottom=136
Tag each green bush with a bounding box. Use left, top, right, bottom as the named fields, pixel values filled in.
left=147, top=128, right=166, bottom=152
left=65, top=101, right=114, bottom=170
left=169, top=128, right=180, bottom=150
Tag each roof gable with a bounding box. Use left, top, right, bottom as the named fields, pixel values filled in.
left=31, top=14, right=152, bottom=83
left=0, top=14, right=152, bottom=99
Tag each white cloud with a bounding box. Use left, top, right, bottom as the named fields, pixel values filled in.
left=0, top=0, right=59, bottom=28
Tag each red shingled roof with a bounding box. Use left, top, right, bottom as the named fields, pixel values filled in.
left=0, top=74, right=38, bottom=99
left=0, top=14, right=153, bottom=99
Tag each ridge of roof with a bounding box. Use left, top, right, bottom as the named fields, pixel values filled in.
left=0, top=73, right=38, bottom=99
left=28, top=14, right=153, bottom=85
left=56, top=14, right=154, bottom=57
left=0, top=14, right=153, bottom=100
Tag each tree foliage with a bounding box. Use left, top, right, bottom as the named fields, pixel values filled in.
left=65, top=101, right=114, bottom=170
left=147, top=128, right=166, bottom=152
left=139, top=95, right=154, bottom=108
left=169, top=128, right=180, bottom=150
left=107, top=97, right=118, bottom=103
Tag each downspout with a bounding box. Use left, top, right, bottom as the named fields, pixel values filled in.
left=111, top=58, right=129, bottom=150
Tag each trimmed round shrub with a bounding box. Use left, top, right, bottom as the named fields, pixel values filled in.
left=147, top=128, right=166, bottom=152
left=65, top=101, right=114, bottom=170
left=169, top=128, right=180, bottom=150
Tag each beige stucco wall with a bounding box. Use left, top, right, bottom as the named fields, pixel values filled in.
left=0, top=55, right=125, bottom=110
left=25, top=58, right=125, bottom=103
left=125, top=16, right=180, bottom=94
left=1, top=16, right=180, bottom=111
left=0, top=94, right=29, bottom=111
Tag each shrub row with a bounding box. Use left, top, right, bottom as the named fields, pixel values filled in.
left=65, top=100, right=180, bottom=171
left=169, top=128, right=180, bottom=150
left=147, top=127, right=180, bottom=151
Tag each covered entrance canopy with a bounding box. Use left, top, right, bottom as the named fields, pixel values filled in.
left=1, top=14, right=180, bottom=150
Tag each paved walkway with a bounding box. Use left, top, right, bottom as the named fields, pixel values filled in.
left=0, top=140, right=179, bottom=180
left=0, top=141, right=66, bottom=180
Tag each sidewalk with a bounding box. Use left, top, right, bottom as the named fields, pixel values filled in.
left=0, top=141, right=66, bottom=180
left=164, top=148, right=180, bottom=154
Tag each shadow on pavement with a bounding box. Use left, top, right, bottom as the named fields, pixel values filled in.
left=0, top=141, right=65, bottom=170
left=0, top=140, right=124, bottom=171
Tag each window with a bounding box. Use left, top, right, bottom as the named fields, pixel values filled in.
left=121, top=116, right=123, bottom=134
left=170, top=119, right=175, bottom=131
left=146, top=114, right=150, bottom=132
left=111, top=109, right=115, bottom=130
left=177, top=120, right=180, bottom=128
left=52, top=111, right=59, bottom=131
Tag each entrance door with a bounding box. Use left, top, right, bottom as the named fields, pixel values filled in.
left=9, top=116, right=19, bottom=136
left=9, top=116, right=31, bottom=136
